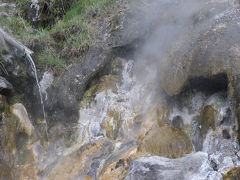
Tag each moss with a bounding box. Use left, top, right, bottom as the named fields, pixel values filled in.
left=79, top=74, right=119, bottom=108
left=79, top=84, right=98, bottom=109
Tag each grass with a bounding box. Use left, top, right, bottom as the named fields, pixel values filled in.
left=1, top=0, right=117, bottom=74
left=38, top=49, right=67, bottom=69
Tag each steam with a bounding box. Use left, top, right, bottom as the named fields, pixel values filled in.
left=123, top=0, right=232, bottom=102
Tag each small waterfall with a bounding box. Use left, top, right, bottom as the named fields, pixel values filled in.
left=26, top=53, right=48, bottom=136
left=0, top=27, right=48, bottom=136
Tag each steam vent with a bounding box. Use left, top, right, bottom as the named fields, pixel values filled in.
left=2, top=0, right=240, bottom=179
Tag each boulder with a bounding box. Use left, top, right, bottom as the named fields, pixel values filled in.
left=138, top=126, right=193, bottom=158
left=10, top=103, right=35, bottom=136
left=80, top=74, right=120, bottom=109
left=126, top=152, right=214, bottom=180
left=160, top=8, right=240, bottom=96
left=0, top=76, right=13, bottom=91
left=45, top=47, right=115, bottom=123
left=192, top=105, right=217, bottom=151
left=223, top=167, right=240, bottom=180
left=0, top=162, right=12, bottom=180
left=44, top=139, right=113, bottom=180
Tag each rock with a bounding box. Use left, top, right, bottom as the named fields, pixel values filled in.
left=46, top=47, right=115, bottom=123
left=171, top=115, right=184, bottom=130
left=223, top=167, right=240, bottom=180
left=99, top=146, right=143, bottom=180
left=20, top=0, right=76, bottom=28
left=199, top=105, right=216, bottom=136
left=0, top=94, right=7, bottom=112
left=192, top=105, right=216, bottom=151
left=0, top=162, right=12, bottom=180
left=137, top=103, right=170, bottom=142
left=159, top=7, right=240, bottom=96
left=44, top=139, right=113, bottom=180
left=0, top=3, right=16, bottom=9
left=102, top=109, right=121, bottom=140
left=222, top=129, right=231, bottom=139
left=39, top=71, right=54, bottom=101
left=46, top=47, right=124, bottom=122
left=126, top=152, right=209, bottom=180
left=80, top=74, right=120, bottom=109
left=138, top=126, right=193, bottom=158
left=0, top=76, right=13, bottom=91
left=10, top=103, right=35, bottom=136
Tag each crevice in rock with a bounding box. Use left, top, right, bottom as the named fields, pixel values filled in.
left=184, top=73, right=228, bottom=95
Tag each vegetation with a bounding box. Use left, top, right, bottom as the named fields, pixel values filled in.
left=1, top=0, right=117, bottom=74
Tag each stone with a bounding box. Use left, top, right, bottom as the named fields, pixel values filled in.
left=0, top=76, right=13, bottom=91
left=10, top=103, right=35, bottom=136
left=223, top=167, right=240, bottom=180
left=171, top=115, right=184, bottom=130
left=126, top=152, right=210, bottom=180
left=138, top=126, right=193, bottom=158
left=79, top=74, right=120, bottom=109
left=102, top=109, right=121, bottom=140
left=46, top=47, right=115, bottom=123
left=199, top=105, right=216, bottom=137
left=99, top=146, right=141, bottom=180
left=0, top=162, right=12, bottom=180
left=45, top=139, right=113, bottom=180
left=159, top=6, right=240, bottom=97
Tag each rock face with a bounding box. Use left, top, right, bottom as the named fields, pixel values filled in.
left=0, top=162, right=12, bottom=180
left=0, top=76, right=13, bottom=91
left=138, top=126, right=193, bottom=158
left=223, top=167, right=240, bottom=180
left=2, top=0, right=240, bottom=180
left=160, top=8, right=240, bottom=97
left=10, top=103, right=35, bottom=136
left=45, top=47, right=115, bottom=123
left=126, top=152, right=210, bottom=180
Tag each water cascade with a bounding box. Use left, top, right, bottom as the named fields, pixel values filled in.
left=0, top=27, right=48, bottom=134
left=25, top=53, right=48, bottom=131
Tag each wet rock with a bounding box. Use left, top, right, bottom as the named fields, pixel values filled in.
left=223, top=167, right=240, bottom=180
left=45, top=139, right=113, bottom=180
left=0, top=94, right=7, bottom=112
left=171, top=115, right=184, bottom=130
left=126, top=152, right=209, bottom=180
left=80, top=74, right=120, bottom=109
left=138, top=126, right=193, bottom=158
left=222, top=129, right=231, bottom=139
left=99, top=146, right=143, bottom=180
left=102, top=109, right=121, bottom=140
left=10, top=103, right=35, bottom=136
left=159, top=7, right=240, bottom=96
left=46, top=47, right=115, bottom=123
left=199, top=105, right=216, bottom=137
left=39, top=71, right=54, bottom=101
left=0, top=76, right=13, bottom=91
left=221, top=108, right=232, bottom=125
left=192, top=105, right=216, bottom=151
left=138, top=103, right=170, bottom=142
left=0, top=162, right=13, bottom=180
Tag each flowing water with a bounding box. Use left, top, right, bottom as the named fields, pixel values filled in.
left=26, top=53, right=48, bottom=135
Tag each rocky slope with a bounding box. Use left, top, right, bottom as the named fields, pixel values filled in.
left=1, top=0, right=240, bottom=180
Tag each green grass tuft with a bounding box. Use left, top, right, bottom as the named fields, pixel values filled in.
left=38, top=49, right=67, bottom=69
